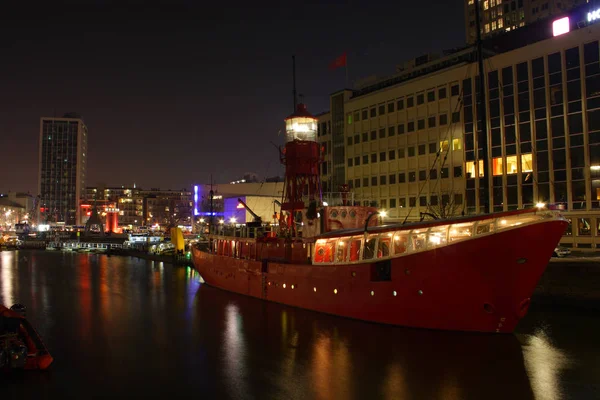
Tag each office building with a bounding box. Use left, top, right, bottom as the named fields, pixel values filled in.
left=317, top=3, right=600, bottom=249
left=38, top=113, right=88, bottom=225
left=464, top=0, right=585, bottom=44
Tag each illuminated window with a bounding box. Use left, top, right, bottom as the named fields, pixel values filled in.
left=466, top=160, right=484, bottom=178
left=468, top=0, right=474, bottom=4
left=498, top=7, right=503, bottom=16
left=484, top=1, right=489, bottom=10
left=506, top=155, right=518, bottom=174
left=498, top=18, right=504, bottom=28
left=440, top=140, right=449, bottom=152
left=492, top=9, right=497, bottom=18
left=493, top=157, right=503, bottom=176
left=452, top=138, right=461, bottom=151
left=492, top=21, right=497, bottom=30
left=491, top=0, right=496, bottom=6
left=521, top=153, right=533, bottom=172
left=485, top=23, right=490, bottom=33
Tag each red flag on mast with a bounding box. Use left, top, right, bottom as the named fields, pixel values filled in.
left=329, top=53, right=347, bottom=70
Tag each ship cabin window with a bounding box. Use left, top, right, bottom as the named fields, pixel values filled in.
left=393, top=231, right=409, bottom=255
left=363, top=234, right=378, bottom=260
left=314, top=239, right=335, bottom=263
left=410, top=230, right=427, bottom=251
left=377, top=233, right=392, bottom=258
left=449, top=223, right=474, bottom=242
left=349, top=237, right=362, bottom=261
left=428, top=226, right=448, bottom=248
left=475, top=219, right=495, bottom=235
left=335, top=238, right=350, bottom=262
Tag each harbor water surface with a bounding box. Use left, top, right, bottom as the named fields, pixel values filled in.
left=1, top=250, right=598, bottom=399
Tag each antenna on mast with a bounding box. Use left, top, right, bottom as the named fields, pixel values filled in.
left=292, top=55, right=297, bottom=111
left=474, top=0, right=490, bottom=214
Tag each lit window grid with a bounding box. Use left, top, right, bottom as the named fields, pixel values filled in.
left=464, top=43, right=596, bottom=214
left=38, top=119, right=86, bottom=225
left=341, top=82, right=465, bottom=221
left=319, top=32, right=600, bottom=226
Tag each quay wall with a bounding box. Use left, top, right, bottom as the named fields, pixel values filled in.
left=532, top=259, right=600, bottom=310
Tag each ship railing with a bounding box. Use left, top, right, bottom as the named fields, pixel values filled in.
left=300, top=193, right=380, bottom=207
left=312, top=209, right=562, bottom=265
left=208, top=224, right=278, bottom=240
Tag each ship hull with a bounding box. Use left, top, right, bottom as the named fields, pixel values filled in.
left=192, top=218, right=567, bottom=333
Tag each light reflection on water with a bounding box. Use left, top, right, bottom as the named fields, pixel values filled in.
left=223, top=303, right=247, bottom=399
left=1, top=251, right=14, bottom=305
left=520, top=329, right=571, bottom=400
left=0, top=250, right=597, bottom=400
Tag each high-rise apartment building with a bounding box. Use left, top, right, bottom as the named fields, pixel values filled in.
left=464, top=0, right=586, bottom=44
left=317, top=3, right=600, bottom=250
left=38, top=113, right=88, bottom=225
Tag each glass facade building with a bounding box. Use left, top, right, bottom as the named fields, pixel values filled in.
left=318, top=7, right=600, bottom=250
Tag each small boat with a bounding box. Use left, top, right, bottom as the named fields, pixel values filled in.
left=0, top=304, right=53, bottom=371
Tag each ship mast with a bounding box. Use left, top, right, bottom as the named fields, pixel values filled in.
left=474, top=0, right=490, bottom=213
left=292, top=55, right=297, bottom=111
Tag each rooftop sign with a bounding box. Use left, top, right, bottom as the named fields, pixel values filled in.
left=553, top=16, right=570, bottom=36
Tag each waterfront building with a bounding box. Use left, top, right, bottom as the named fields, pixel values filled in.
left=464, top=0, right=586, bottom=44
left=0, top=195, right=26, bottom=231
left=38, top=113, right=88, bottom=225
left=317, top=3, right=600, bottom=250
left=82, top=186, right=143, bottom=226
left=193, top=182, right=284, bottom=220
left=140, top=188, right=193, bottom=229
left=82, top=186, right=192, bottom=229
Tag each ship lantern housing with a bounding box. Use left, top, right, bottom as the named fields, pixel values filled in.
left=284, top=104, right=317, bottom=143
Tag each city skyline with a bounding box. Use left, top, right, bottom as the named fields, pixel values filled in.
left=0, top=1, right=464, bottom=195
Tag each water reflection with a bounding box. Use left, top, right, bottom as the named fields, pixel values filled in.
left=195, top=285, right=534, bottom=400
left=0, top=251, right=596, bottom=400
left=383, top=363, right=407, bottom=399
left=520, top=329, right=571, bottom=400
left=1, top=251, right=14, bottom=304
left=223, top=303, right=248, bottom=399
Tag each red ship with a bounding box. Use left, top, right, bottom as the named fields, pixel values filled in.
left=192, top=101, right=568, bottom=333
left=0, top=304, right=53, bottom=371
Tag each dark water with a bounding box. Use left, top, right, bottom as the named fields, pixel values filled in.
left=0, top=250, right=598, bottom=400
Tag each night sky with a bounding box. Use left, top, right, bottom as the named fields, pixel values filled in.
left=0, top=1, right=464, bottom=194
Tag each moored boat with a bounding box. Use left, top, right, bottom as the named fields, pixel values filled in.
left=0, top=304, right=53, bottom=371
left=192, top=99, right=568, bottom=333
left=193, top=206, right=566, bottom=333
